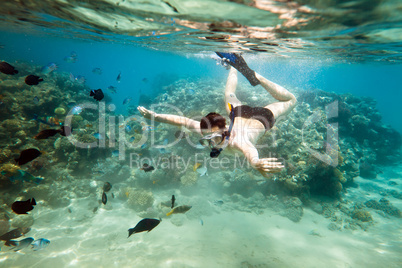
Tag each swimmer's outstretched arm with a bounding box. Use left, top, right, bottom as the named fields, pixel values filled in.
left=239, top=143, right=284, bottom=177
left=137, top=106, right=202, bottom=134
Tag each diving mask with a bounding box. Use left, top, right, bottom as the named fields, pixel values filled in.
left=199, top=132, right=224, bottom=149
left=199, top=131, right=230, bottom=158
left=200, top=103, right=235, bottom=158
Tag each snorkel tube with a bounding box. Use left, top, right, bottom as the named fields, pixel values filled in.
left=227, top=103, right=235, bottom=137
left=209, top=103, right=235, bottom=158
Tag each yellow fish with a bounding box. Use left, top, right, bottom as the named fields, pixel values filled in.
left=166, top=205, right=192, bottom=216
left=193, top=163, right=201, bottom=172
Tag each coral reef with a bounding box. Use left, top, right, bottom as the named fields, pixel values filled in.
left=351, top=209, right=373, bottom=222
left=0, top=62, right=400, bottom=255
left=180, top=170, right=198, bottom=186
left=123, top=188, right=155, bottom=211
left=365, top=198, right=402, bottom=218
left=0, top=149, right=12, bottom=164
left=147, top=79, right=400, bottom=201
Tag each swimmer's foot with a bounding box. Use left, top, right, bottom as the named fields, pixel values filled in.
left=216, top=52, right=260, bottom=86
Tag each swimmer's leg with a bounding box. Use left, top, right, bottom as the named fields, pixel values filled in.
left=225, top=67, right=242, bottom=114
left=255, top=72, right=297, bottom=119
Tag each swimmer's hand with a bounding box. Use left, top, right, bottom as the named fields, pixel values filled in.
left=137, top=106, right=156, bottom=120
left=254, top=158, right=284, bottom=177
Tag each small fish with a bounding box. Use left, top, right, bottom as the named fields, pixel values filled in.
left=76, top=75, right=86, bottom=84
left=116, top=71, right=121, bottom=83
left=188, top=89, right=195, bottom=95
left=67, top=102, right=77, bottom=108
left=103, top=182, right=112, bottom=192
left=166, top=205, right=192, bottom=216
left=141, top=143, right=147, bottom=149
left=90, top=89, right=104, bottom=101
left=92, top=68, right=102, bottom=75
left=47, top=117, right=62, bottom=126
left=171, top=195, right=175, bottom=209
left=193, top=163, right=201, bottom=172
left=69, top=73, right=85, bottom=83
left=111, top=193, right=115, bottom=198
left=0, top=61, right=18, bottom=75
left=125, top=125, right=132, bottom=132
left=11, top=237, right=34, bottom=252
left=0, top=228, right=30, bottom=243
left=129, top=136, right=135, bottom=142
left=4, top=169, right=43, bottom=184
left=71, top=106, right=83, bottom=115
left=213, top=200, right=224, bottom=206
left=15, top=148, right=41, bottom=165
left=32, top=238, right=50, bottom=251
left=102, top=192, right=107, bottom=205
left=11, top=198, right=36, bottom=214
left=142, top=78, right=148, bottom=83
left=140, top=163, right=154, bottom=172
left=64, top=56, right=76, bottom=63
left=123, top=97, right=132, bottom=105
left=67, top=208, right=72, bottom=213
left=163, top=94, right=168, bottom=101
left=41, top=62, right=57, bottom=74
left=128, top=218, right=161, bottom=237
left=34, top=128, right=62, bottom=140
left=174, top=130, right=188, bottom=140
left=33, top=96, right=40, bottom=104
left=196, top=165, right=208, bottom=176
left=200, top=219, right=204, bottom=226
left=111, top=150, right=119, bottom=157
left=93, top=133, right=103, bottom=139
left=93, top=207, right=98, bottom=213
left=25, top=75, right=43, bottom=86
left=33, top=114, right=47, bottom=125
left=64, top=52, right=77, bottom=63
left=107, top=86, right=117, bottom=94
left=142, top=125, right=155, bottom=131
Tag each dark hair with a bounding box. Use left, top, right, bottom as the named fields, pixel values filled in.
left=200, top=112, right=226, bottom=130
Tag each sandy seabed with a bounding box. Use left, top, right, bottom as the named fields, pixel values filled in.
left=1, top=167, right=401, bottom=268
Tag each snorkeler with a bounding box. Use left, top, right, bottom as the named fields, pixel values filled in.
left=137, top=53, right=296, bottom=177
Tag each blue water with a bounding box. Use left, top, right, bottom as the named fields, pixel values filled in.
left=2, top=31, right=401, bottom=133
left=1, top=4, right=402, bottom=267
